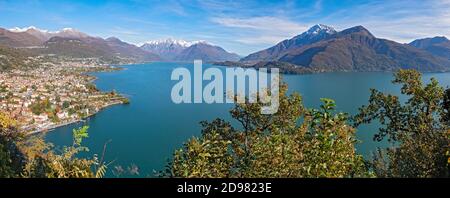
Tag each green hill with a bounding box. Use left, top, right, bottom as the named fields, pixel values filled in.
left=0, top=45, right=30, bottom=71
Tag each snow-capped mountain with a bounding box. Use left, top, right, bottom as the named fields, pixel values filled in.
left=53, top=28, right=89, bottom=39
left=240, top=24, right=450, bottom=73
left=140, top=38, right=209, bottom=60
left=1, top=26, right=161, bottom=62
left=303, top=24, right=336, bottom=36
left=8, top=26, right=46, bottom=33
left=140, top=38, right=239, bottom=62
left=9, top=26, right=50, bottom=41
left=142, top=38, right=196, bottom=48
left=0, top=27, right=42, bottom=47
left=241, top=24, right=337, bottom=62
left=8, top=26, right=89, bottom=42
left=289, top=24, right=337, bottom=45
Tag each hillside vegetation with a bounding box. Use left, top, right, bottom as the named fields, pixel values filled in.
left=0, top=45, right=31, bottom=71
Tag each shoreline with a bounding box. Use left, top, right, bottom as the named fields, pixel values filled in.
left=213, top=62, right=450, bottom=75
left=26, top=100, right=124, bottom=135
left=27, top=118, right=82, bottom=135
left=23, top=64, right=130, bottom=136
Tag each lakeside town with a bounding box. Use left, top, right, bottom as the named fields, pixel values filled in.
left=0, top=56, right=129, bottom=134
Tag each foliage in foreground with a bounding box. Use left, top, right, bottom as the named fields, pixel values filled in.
left=163, top=84, right=369, bottom=178
left=353, top=69, right=450, bottom=178
left=0, top=112, right=24, bottom=177
left=165, top=69, right=450, bottom=178
left=0, top=114, right=106, bottom=178
left=2, top=69, right=449, bottom=178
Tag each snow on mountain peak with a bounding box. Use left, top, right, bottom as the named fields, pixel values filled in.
left=9, top=26, right=49, bottom=33
left=8, top=26, right=88, bottom=39
left=143, top=38, right=188, bottom=47
left=306, top=24, right=336, bottom=35
left=59, top=28, right=77, bottom=33
left=192, top=40, right=210, bottom=45
left=141, top=38, right=209, bottom=48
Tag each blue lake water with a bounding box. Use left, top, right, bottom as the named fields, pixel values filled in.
left=45, top=62, right=450, bottom=177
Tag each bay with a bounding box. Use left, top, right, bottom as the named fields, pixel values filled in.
left=45, top=62, right=450, bottom=177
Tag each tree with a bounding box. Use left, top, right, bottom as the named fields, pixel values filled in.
left=163, top=83, right=369, bottom=178
left=29, top=98, right=52, bottom=115
left=62, top=101, right=70, bottom=109
left=0, top=111, right=107, bottom=178
left=0, top=112, right=26, bottom=178
left=85, top=83, right=98, bottom=93
left=19, top=126, right=107, bottom=178
left=166, top=131, right=234, bottom=178
left=353, top=69, right=450, bottom=178
left=443, top=88, right=450, bottom=126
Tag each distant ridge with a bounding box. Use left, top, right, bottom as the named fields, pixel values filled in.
left=141, top=38, right=239, bottom=62
left=8, top=26, right=89, bottom=42
left=2, top=25, right=450, bottom=72
left=409, top=36, right=450, bottom=60
left=241, top=24, right=337, bottom=63
left=237, top=24, right=450, bottom=73
left=140, top=38, right=195, bottom=60
left=0, top=27, right=42, bottom=47
left=174, top=42, right=240, bottom=62
left=106, top=37, right=160, bottom=62
left=1, top=26, right=239, bottom=64
left=0, top=26, right=160, bottom=63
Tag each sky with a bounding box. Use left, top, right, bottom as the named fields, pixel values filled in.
left=1, top=0, right=450, bottom=56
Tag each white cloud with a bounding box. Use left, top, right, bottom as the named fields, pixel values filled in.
left=235, top=35, right=291, bottom=45
left=110, top=27, right=141, bottom=36
left=165, top=0, right=188, bottom=16
left=212, top=16, right=305, bottom=32
left=211, top=0, right=450, bottom=47
left=323, top=0, right=450, bottom=43
left=212, top=16, right=308, bottom=45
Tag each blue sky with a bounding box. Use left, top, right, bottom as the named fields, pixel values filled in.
left=1, top=0, right=449, bottom=55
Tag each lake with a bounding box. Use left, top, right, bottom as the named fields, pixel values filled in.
left=45, top=62, right=450, bottom=177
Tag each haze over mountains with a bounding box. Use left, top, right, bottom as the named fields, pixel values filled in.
left=237, top=24, right=450, bottom=73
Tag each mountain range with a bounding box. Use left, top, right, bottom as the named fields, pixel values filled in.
left=0, top=26, right=240, bottom=64
left=238, top=24, right=450, bottom=73
left=409, top=36, right=450, bottom=60
left=0, top=26, right=161, bottom=63
left=140, top=38, right=240, bottom=62
left=140, top=38, right=192, bottom=60
left=9, top=26, right=90, bottom=42
left=1, top=25, right=450, bottom=73
left=0, top=27, right=42, bottom=47
left=242, top=24, right=337, bottom=63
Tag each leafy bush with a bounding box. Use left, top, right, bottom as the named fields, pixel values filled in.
left=354, top=69, right=450, bottom=178
left=163, top=84, right=369, bottom=178
left=0, top=113, right=107, bottom=178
